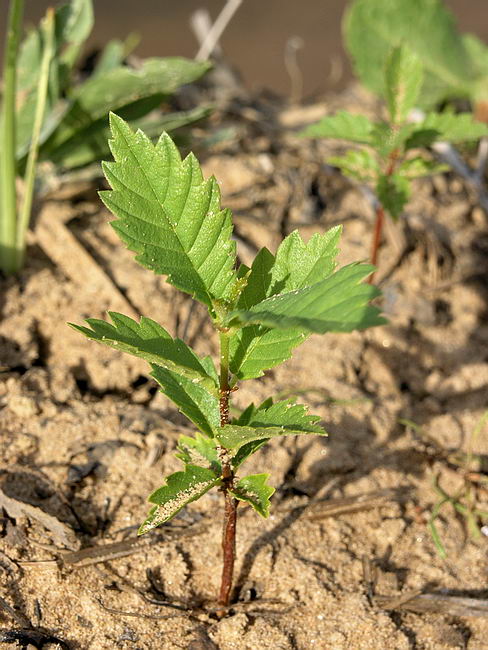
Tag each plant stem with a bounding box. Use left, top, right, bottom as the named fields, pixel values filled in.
left=218, top=330, right=238, bottom=609
left=368, top=204, right=385, bottom=283
left=0, top=0, right=24, bottom=274
left=16, top=7, right=55, bottom=269
left=219, top=331, right=231, bottom=427
left=368, top=148, right=399, bottom=283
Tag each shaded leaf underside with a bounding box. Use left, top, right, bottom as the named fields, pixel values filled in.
left=69, top=311, right=217, bottom=390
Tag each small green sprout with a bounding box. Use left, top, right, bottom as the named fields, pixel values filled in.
left=301, top=44, right=488, bottom=278
left=71, top=114, right=385, bottom=608
left=402, top=414, right=488, bottom=558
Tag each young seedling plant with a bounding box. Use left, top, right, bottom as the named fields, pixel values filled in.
left=301, top=45, right=488, bottom=279
left=70, top=113, right=385, bottom=609
left=0, top=0, right=210, bottom=274
left=344, top=0, right=488, bottom=115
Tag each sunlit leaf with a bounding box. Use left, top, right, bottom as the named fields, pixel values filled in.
left=229, top=474, right=275, bottom=517
left=100, top=113, right=236, bottom=309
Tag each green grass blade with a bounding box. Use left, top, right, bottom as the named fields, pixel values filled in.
left=0, top=0, right=24, bottom=273
left=428, top=498, right=449, bottom=559
left=16, top=6, right=55, bottom=269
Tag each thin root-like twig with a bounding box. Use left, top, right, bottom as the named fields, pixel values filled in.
left=195, top=0, right=242, bottom=61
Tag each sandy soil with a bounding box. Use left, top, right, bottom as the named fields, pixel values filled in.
left=1, top=82, right=488, bottom=649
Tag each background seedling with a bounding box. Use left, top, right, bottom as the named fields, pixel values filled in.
left=301, top=44, right=488, bottom=279
left=344, top=0, right=488, bottom=212
left=401, top=414, right=488, bottom=558
left=344, top=0, right=488, bottom=113
left=0, top=0, right=210, bottom=274
left=71, top=114, right=385, bottom=609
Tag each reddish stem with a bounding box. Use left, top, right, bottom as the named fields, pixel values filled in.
left=368, top=148, right=399, bottom=282
left=217, top=331, right=238, bottom=612
left=368, top=204, right=385, bottom=284
left=218, top=490, right=238, bottom=607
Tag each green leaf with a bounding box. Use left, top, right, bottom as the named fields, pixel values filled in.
left=376, top=173, right=410, bottom=219
left=150, top=366, right=220, bottom=437
left=69, top=312, right=217, bottom=391
left=269, top=227, right=341, bottom=294
left=463, top=34, right=488, bottom=103
left=397, top=156, right=448, bottom=179
left=385, top=45, right=423, bottom=124
left=226, top=264, right=386, bottom=334
left=370, top=122, right=417, bottom=158
left=230, top=400, right=274, bottom=468
left=57, top=0, right=94, bottom=47
left=99, top=113, right=236, bottom=310
left=229, top=228, right=342, bottom=380
left=216, top=399, right=325, bottom=451
left=344, top=0, right=479, bottom=108
left=237, top=227, right=341, bottom=310
left=229, top=326, right=307, bottom=381
left=92, top=39, right=126, bottom=78
left=244, top=399, right=324, bottom=432
left=229, top=474, right=275, bottom=517
left=139, top=464, right=220, bottom=534
left=300, top=110, right=375, bottom=144
left=217, top=420, right=313, bottom=451
left=176, top=433, right=221, bottom=473
left=57, top=0, right=94, bottom=75
left=16, top=0, right=94, bottom=155
left=40, top=58, right=211, bottom=162
left=17, top=0, right=93, bottom=93
left=329, top=149, right=379, bottom=182
left=46, top=105, right=212, bottom=170
left=406, top=112, right=488, bottom=145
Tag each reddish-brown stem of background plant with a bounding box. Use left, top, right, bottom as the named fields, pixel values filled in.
left=368, top=148, right=400, bottom=284
left=368, top=204, right=385, bottom=284
left=217, top=332, right=238, bottom=611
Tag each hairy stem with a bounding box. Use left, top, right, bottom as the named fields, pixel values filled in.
left=16, top=7, right=55, bottom=269
left=218, top=330, right=238, bottom=609
left=0, top=0, right=24, bottom=274
left=219, top=331, right=230, bottom=428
